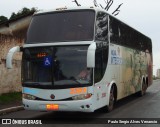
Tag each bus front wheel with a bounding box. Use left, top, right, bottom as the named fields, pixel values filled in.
left=107, top=86, right=115, bottom=112
left=102, top=86, right=115, bottom=112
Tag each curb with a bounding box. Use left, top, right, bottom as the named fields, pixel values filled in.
left=0, top=106, right=24, bottom=116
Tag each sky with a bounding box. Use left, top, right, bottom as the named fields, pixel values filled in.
left=0, top=0, right=160, bottom=75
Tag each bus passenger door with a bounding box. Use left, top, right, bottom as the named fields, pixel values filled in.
left=94, top=47, right=109, bottom=108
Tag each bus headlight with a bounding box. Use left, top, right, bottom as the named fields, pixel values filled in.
left=72, top=93, right=92, bottom=100
left=23, top=93, right=36, bottom=100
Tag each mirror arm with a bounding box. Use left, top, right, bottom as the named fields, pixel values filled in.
left=6, top=46, right=21, bottom=69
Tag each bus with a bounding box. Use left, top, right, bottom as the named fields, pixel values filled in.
left=6, top=6, right=152, bottom=112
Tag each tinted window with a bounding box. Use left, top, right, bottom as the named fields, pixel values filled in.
left=22, top=47, right=53, bottom=83
left=26, top=10, right=95, bottom=43
left=95, top=50, right=102, bottom=83
left=94, top=47, right=108, bottom=83
left=22, top=46, right=92, bottom=89
left=109, top=16, right=152, bottom=53
left=95, top=12, right=108, bottom=41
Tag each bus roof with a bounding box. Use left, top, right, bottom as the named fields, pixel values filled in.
left=34, top=6, right=107, bottom=16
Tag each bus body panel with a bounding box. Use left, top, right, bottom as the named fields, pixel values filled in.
left=23, top=98, right=95, bottom=112
left=22, top=86, right=93, bottom=101
left=105, top=43, right=152, bottom=100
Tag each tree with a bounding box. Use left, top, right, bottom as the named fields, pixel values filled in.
left=10, top=12, right=17, bottom=20
left=72, top=0, right=123, bottom=16
left=94, top=0, right=123, bottom=16
left=9, top=7, right=37, bottom=20
left=17, top=7, right=31, bottom=17
left=0, top=16, right=8, bottom=23
left=72, top=0, right=81, bottom=6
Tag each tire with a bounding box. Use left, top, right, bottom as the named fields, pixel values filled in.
left=107, top=86, right=115, bottom=112
left=101, top=86, right=115, bottom=112
left=139, top=81, right=147, bottom=96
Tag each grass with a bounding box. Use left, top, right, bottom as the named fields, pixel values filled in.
left=0, top=92, right=22, bottom=104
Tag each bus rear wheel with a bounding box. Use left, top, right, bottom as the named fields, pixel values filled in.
left=107, top=86, right=115, bottom=112
left=140, top=81, right=147, bottom=96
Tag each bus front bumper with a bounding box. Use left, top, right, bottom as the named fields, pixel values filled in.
left=23, top=98, right=95, bottom=112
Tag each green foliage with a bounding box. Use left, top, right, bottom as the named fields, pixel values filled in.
left=9, top=12, right=17, bottom=20
left=0, top=92, right=21, bottom=104
left=0, top=7, right=37, bottom=24
left=0, top=16, right=8, bottom=23
left=9, top=7, right=37, bottom=20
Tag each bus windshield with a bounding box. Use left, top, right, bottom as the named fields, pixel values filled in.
left=26, top=10, right=95, bottom=43
left=22, top=46, right=92, bottom=88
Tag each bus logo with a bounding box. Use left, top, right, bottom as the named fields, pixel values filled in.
left=111, top=49, right=122, bottom=65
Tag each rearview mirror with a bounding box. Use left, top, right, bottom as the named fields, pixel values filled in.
left=87, top=43, right=96, bottom=68
left=6, top=46, right=21, bottom=69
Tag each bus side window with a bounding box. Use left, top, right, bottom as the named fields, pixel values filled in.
left=109, top=17, right=119, bottom=44
left=94, top=47, right=108, bottom=83
left=95, top=49, right=103, bottom=83
left=95, top=12, right=108, bottom=41
left=102, top=48, right=108, bottom=75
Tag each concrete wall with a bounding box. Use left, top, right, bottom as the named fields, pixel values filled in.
left=0, top=34, right=24, bottom=95
left=0, top=15, right=32, bottom=37
left=0, top=14, right=32, bottom=95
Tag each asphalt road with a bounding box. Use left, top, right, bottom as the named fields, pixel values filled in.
left=1, top=80, right=160, bottom=127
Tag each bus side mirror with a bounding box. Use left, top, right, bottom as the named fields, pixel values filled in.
left=6, top=46, right=21, bottom=69
left=87, top=43, right=96, bottom=68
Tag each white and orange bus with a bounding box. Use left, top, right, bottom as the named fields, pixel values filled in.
left=6, top=6, right=152, bottom=112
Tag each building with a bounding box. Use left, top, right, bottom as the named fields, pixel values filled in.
left=0, top=12, right=33, bottom=95
left=157, top=69, right=160, bottom=78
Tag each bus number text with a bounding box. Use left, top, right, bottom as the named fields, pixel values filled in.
left=70, top=87, right=87, bottom=94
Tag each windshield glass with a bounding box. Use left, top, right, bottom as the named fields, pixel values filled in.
left=26, top=10, right=95, bottom=43
left=22, top=46, right=92, bottom=88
